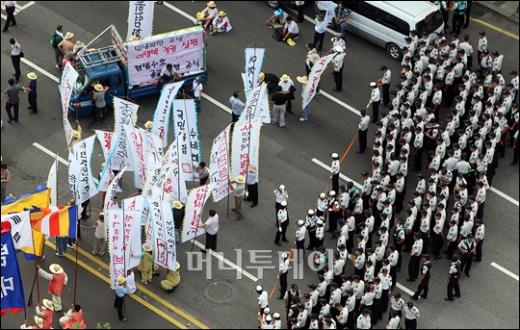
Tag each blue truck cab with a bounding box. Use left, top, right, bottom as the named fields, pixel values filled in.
left=68, top=27, right=207, bottom=117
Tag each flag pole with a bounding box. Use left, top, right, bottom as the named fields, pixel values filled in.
left=226, top=126, right=230, bottom=219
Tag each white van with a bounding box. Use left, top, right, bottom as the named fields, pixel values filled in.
left=345, top=1, right=445, bottom=59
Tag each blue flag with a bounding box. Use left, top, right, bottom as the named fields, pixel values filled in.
left=1, top=230, right=26, bottom=316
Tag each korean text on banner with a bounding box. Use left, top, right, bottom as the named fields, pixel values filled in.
left=210, top=125, right=231, bottom=202
left=231, top=119, right=262, bottom=181
left=302, top=53, right=335, bottom=110
left=126, top=26, right=205, bottom=86
left=181, top=184, right=211, bottom=243
left=107, top=209, right=125, bottom=289
left=127, top=1, right=154, bottom=40
left=47, top=160, right=58, bottom=207
left=149, top=200, right=177, bottom=271
left=112, top=97, right=139, bottom=171
left=152, top=81, right=184, bottom=147
left=127, top=127, right=147, bottom=189
left=95, top=130, right=120, bottom=192
left=239, top=82, right=270, bottom=124
left=162, top=137, right=188, bottom=204
left=123, top=210, right=143, bottom=270
left=243, top=48, right=265, bottom=96
left=103, top=167, right=126, bottom=212
left=172, top=99, right=200, bottom=180
left=0, top=231, right=26, bottom=316
left=68, top=135, right=98, bottom=204
left=59, top=63, right=79, bottom=145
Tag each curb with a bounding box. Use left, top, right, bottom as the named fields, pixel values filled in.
left=474, top=1, right=519, bottom=24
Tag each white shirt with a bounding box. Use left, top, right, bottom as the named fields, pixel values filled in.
left=331, top=160, right=340, bottom=174
left=332, top=52, right=346, bottom=71
left=258, top=291, right=269, bottom=309
left=126, top=272, right=137, bottom=294
left=411, top=239, right=423, bottom=256
left=296, top=227, right=306, bottom=241
left=204, top=214, right=219, bottom=235
left=386, top=316, right=400, bottom=329
left=404, top=305, right=420, bottom=319
left=369, top=88, right=381, bottom=104
left=278, top=79, right=294, bottom=93
left=382, top=69, right=391, bottom=84
left=331, top=37, right=346, bottom=51
left=277, top=209, right=288, bottom=224
left=357, top=315, right=371, bottom=329
left=192, top=80, right=203, bottom=98
left=284, top=20, right=299, bottom=35
left=478, top=36, right=488, bottom=52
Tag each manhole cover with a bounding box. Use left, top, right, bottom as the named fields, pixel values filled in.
left=203, top=280, right=238, bottom=304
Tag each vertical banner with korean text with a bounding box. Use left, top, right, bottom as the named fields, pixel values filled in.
left=152, top=81, right=184, bottom=147
left=47, top=160, right=58, bottom=207
left=302, top=53, right=335, bottom=110
left=127, top=127, right=147, bottom=189
left=181, top=184, right=212, bottom=243
left=243, top=48, right=265, bottom=97
left=123, top=210, right=143, bottom=270
left=239, top=82, right=269, bottom=124
left=107, top=209, right=124, bottom=289
left=0, top=231, right=25, bottom=315
left=231, top=118, right=262, bottom=182
left=172, top=100, right=200, bottom=180
left=149, top=200, right=177, bottom=271
left=162, top=137, right=188, bottom=204
left=103, top=167, right=126, bottom=212
left=210, top=125, right=231, bottom=202
left=59, top=63, right=79, bottom=145
left=127, top=1, right=154, bottom=40
left=68, top=135, right=98, bottom=204
left=112, top=97, right=139, bottom=171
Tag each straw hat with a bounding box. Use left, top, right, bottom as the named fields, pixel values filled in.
left=281, top=74, right=290, bottom=82
left=174, top=262, right=180, bottom=271
left=236, top=175, right=245, bottom=184
left=42, top=298, right=54, bottom=311
left=296, top=75, right=308, bottom=84
left=248, top=165, right=257, bottom=173
left=144, top=120, right=153, bottom=129
left=49, top=263, right=64, bottom=274
left=72, top=130, right=80, bottom=139
left=258, top=72, right=265, bottom=82
left=64, top=32, right=74, bottom=40
left=142, top=241, right=153, bottom=252
left=26, top=72, right=37, bottom=80
left=116, top=275, right=126, bottom=285
left=74, top=40, right=85, bottom=49
left=173, top=200, right=183, bottom=209
left=94, top=84, right=104, bottom=92
left=218, top=10, right=226, bottom=17
left=34, top=315, right=44, bottom=327
left=207, top=1, right=216, bottom=8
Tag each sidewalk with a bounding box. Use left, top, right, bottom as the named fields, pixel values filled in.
left=475, top=1, right=519, bottom=23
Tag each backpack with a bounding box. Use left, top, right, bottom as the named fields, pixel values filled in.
left=272, top=27, right=283, bottom=42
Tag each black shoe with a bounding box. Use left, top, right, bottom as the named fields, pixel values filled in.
left=200, top=249, right=207, bottom=253
left=7, top=120, right=13, bottom=123
left=455, top=295, right=460, bottom=298
left=465, top=273, right=471, bottom=278
left=411, top=295, right=418, bottom=301
left=2, top=29, right=7, bottom=33
left=274, top=242, right=281, bottom=246
left=120, top=318, right=128, bottom=322
left=250, top=204, right=257, bottom=208
left=333, top=88, right=342, bottom=92
left=406, top=278, right=414, bottom=282
left=27, top=106, right=32, bottom=110
left=420, top=295, right=427, bottom=299
left=277, top=295, right=284, bottom=300
left=29, top=111, right=37, bottom=115
left=282, top=238, right=289, bottom=243
left=444, top=298, right=453, bottom=301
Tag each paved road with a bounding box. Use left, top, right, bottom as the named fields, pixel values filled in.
left=1, top=1, right=518, bottom=329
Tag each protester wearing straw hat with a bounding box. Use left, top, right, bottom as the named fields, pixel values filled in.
left=278, top=74, right=295, bottom=113
left=35, top=298, right=54, bottom=329
left=210, top=10, right=232, bottom=35
left=258, top=72, right=280, bottom=93
left=161, top=262, right=181, bottom=292
left=197, top=1, right=218, bottom=30
left=58, top=32, right=74, bottom=54
left=93, top=83, right=109, bottom=124
left=245, top=165, right=259, bottom=207
left=37, top=264, right=68, bottom=312
left=198, top=209, right=219, bottom=252
left=296, top=75, right=311, bottom=122
left=172, top=200, right=185, bottom=243
left=23, top=72, right=38, bottom=114
left=139, top=241, right=155, bottom=284
left=230, top=175, right=246, bottom=219
left=271, top=85, right=288, bottom=127
left=114, top=275, right=128, bottom=322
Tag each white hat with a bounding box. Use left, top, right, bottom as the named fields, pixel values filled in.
left=273, top=313, right=281, bottom=319
left=317, top=219, right=324, bottom=225
left=256, top=285, right=263, bottom=293
left=281, top=253, right=288, bottom=259
left=281, top=201, right=287, bottom=207
left=117, top=275, right=126, bottom=285
left=329, top=190, right=336, bottom=196
left=279, top=184, right=285, bottom=190
left=64, top=32, right=74, bottom=40
left=94, top=83, right=104, bottom=92
left=331, top=152, right=339, bottom=159
left=142, top=241, right=153, bottom=252
left=319, top=193, right=326, bottom=199
left=173, top=200, right=183, bottom=209
left=281, top=74, right=290, bottom=82
left=144, top=120, right=153, bottom=129
left=265, top=315, right=272, bottom=323
left=42, top=299, right=54, bottom=311
left=49, top=263, right=64, bottom=274
left=263, top=307, right=270, bottom=315
left=26, top=72, right=37, bottom=80
left=308, top=209, right=315, bottom=216
left=334, top=45, right=344, bottom=53
left=370, top=82, right=377, bottom=87
left=296, top=75, right=308, bottom=84
left=297, top=219, right=305, bottom=226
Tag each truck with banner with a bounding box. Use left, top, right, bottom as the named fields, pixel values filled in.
left=68, top=25, right=206, bottom=116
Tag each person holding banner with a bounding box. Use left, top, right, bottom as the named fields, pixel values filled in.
left=37, top=264, right=68, bottom=312
left=195, top=161, right=210, bottom=186
left=230, top=91, right=245, bottom=123
left=139, top=241, right=156, bottom=284
left=35, top=299, right=55, bottom=329
left=245, top=165, right=259, bottom=207
left=198, top=209, right=219, bottom=252
left=230, top=175, right=246, bottom=219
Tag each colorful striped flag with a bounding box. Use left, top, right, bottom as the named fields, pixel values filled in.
left=38, top=205, right=78, bottom=239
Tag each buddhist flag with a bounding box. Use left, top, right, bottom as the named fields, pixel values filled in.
left=38, top=205, right=78, bottom=239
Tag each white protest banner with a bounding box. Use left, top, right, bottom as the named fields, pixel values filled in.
left=126, top=26, right=205, bottom=86
left=107, top=209, right=125, bottom=289
left=243, top=48, right=265, bottom=96
left=181, top=184, right=211, bottom=243
left=149, top=199, right=177, bottom=271
left=239, top=82, right=270, bottom=124
left=103, top=167, right=126, bottom=212
left=143, top=129, right=163, bottom=169
left=127, top=1, right=154, bottom=40
left=231, top=118, right=262, bottom=181
left=122, top=210, right=143, bottom=270
left=162, top=137, right=188, bottom=204
left=172, top=100, right=200, bottom=180
left=210, top=125, right=231, bottom=202
left=59, top=63, right=79, bottom=145
left=95, top=130, right=120, bottom=192
left=302, top=53, right=335, bottom=110
left=152, top=81, right=184, bottom=147
left=112, top=97, right=139, bottom=171
left=123, top=195, right=147, bottom=225
left=127, top=127, right=147, bottom=189
left=47, top=160, right=58, bottom=207
left=69, top=135, right=98, bottom=204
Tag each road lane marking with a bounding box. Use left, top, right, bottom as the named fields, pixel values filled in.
left=33, top=142, right=69, bottom=165
left=192, top=240, right=259, bottom=282
left=1, top=1, right=34, bottom=18
left=202, top=92, right=232, bottom=114
left=319, top=90, right=361, bottom=117
left=162, top=1, right=197, bottom=23
left=490, top=262, right=519, bottom=281
left=471, top=18, right=519, bottom=41
left=395, top=282, right=415, bottom=296
left=311, top=158, right=362, bottom=189
left=44, top=241, right=189, bottom=329
left=21, top=57, right=60, bottom=83
left=489, top=187, right=519, bottom=207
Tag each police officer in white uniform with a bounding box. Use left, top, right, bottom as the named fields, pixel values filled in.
left=278, top=253, right=290, bottom=299
left=274, top=201, right=289, bottom=245
left=368, top=82, right=381, bottom=123
left=330, top=153, right=340, bottom=193
left=358, top=109, right=370, bottom=153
